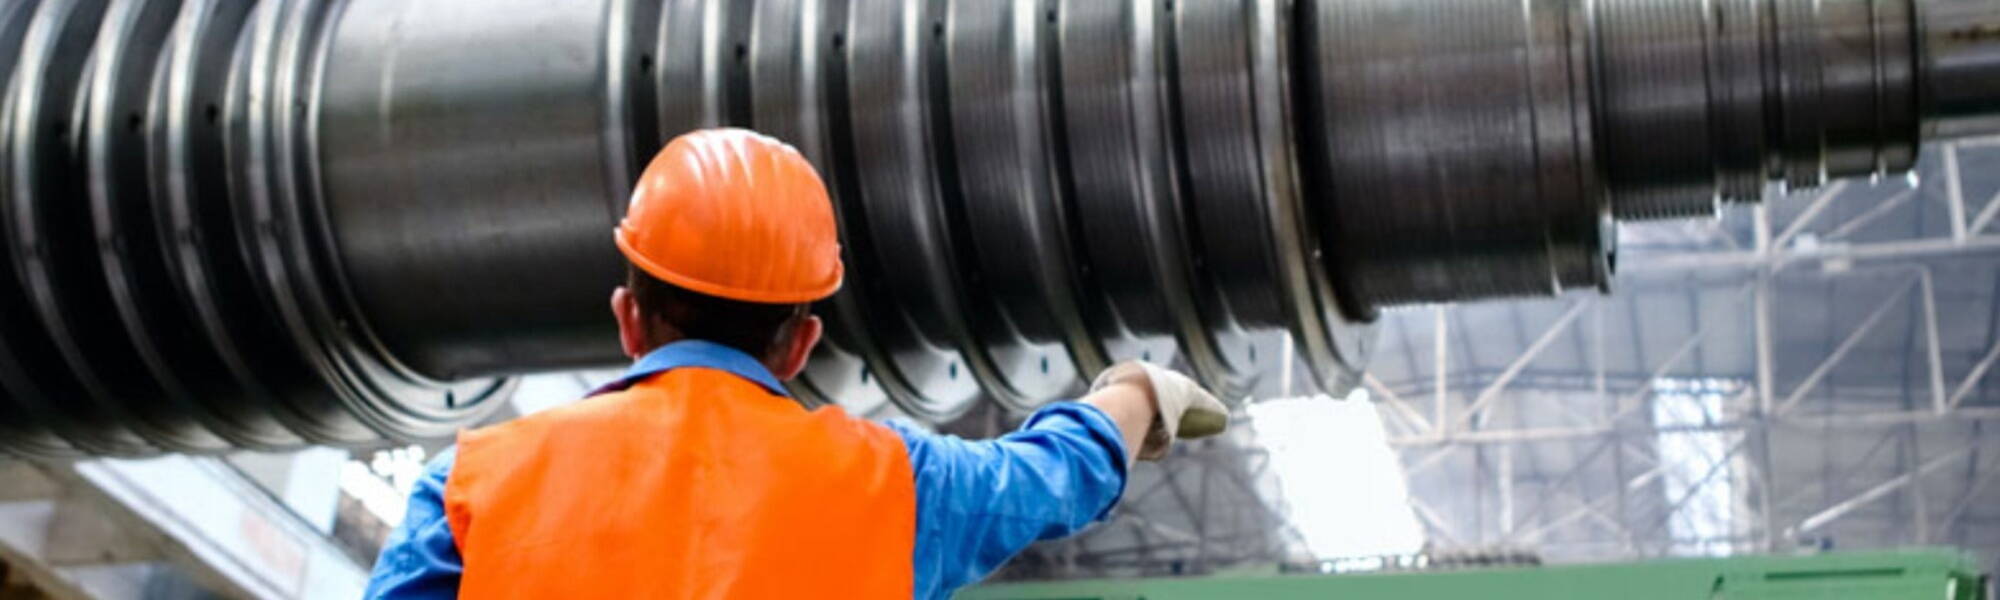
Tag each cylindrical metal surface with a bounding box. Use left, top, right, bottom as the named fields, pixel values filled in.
left=1593, top=0, right=1717, bottom=218
left=88, top=0, right=274, bottom=449
left=1055, top=0, right=1185, bottom=371
left=0, top=0, right=89, bottom=459
left=945, top=0, right=1095, bottom=410
left=151, top=0, right=326, bottom=446
left=1925, top=0, right=2000, bottom=138
left=7, top=0, right=186, bottom=454
left=1299, top=0, right=1606, bottom=312
left=0, top=0, right=1995, bottom=455
left=318, top=0, right=631, bottom=381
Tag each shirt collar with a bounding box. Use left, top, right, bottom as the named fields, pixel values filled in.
left=589, top=340, right=791, bottom=398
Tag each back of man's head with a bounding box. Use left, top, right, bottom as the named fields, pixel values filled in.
left=625, top=265, right=806, bottom=359
left=610, top=128, right=843, bottom=365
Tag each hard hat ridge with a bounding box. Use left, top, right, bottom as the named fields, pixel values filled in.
left=614, top=128, right=844, bottom=305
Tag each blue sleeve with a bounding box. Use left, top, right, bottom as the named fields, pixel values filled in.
left=883, top=402, right=1130, bottom=600
left=362, top=447, right=463, bottom=600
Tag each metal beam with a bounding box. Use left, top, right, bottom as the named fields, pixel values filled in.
left=1755, top=203, right=1773, bottom=254
left=1504, top=439, right=1616, bottom=537
left=1827, top=188, right=1919, bottom=240
left=1595, top=300, right=1608, bottom=404
left=1514, top=493, right=1616, bottom=545
left=1777, top=277, right=1917, bottom=415
left=1434, top=306, right=1450, bottom=434
left=1388, top=407, right=2000, bottom=445
left=1786, top=406, right=2000, bottom=427
left=1949, top=339, right=2000, bottom=410
left=1404, top=445, right=1458, bottom=477
left=1455, top=300, right=1592, bottom=430
left=1937, top=459, right=1999, bottom=537
left=1947, top=143, right=1971, bottom=242
left=1626, top=234, right=2000, bottom=272
left=1970, top=187, right=2000, bottom=237
left=1627, top=462, right=1672, bottom=493
left=1367, top=373, right=1436, bottom=434
left=1773, top=181, right=1852, bottom=249
left=1609, top=286, right=1755, bottom=426
left=1517, top=460, right=1671, bottom=545
left=1389, top=369, right=1991, bottom=401
left=1791, top=446, right=1976, bottom=535
left=1756, top=274, right=1778, bottom=416
left=1919, top=268, right=1948, bottom=414
left=1775, top=430, right=1904, bottom=511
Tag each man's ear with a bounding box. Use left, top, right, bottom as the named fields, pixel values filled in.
left=770, top=314, right=822, bottom=381
left=611, top=286, right=648, bottom=359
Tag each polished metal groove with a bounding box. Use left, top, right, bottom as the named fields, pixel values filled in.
left=6, top=0, right=176, bottom=455
left=89, top=0, right=256, bottom=449
left=1299, top=0, right=1611, bottom=312
left=152, top=0, right=323, bottom=448
left=0, top=0, right=1995, bottom=455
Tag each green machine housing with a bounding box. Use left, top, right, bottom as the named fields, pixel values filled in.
left=960, top=549, right=1990, bottom=600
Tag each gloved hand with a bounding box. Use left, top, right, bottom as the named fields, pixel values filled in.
left=1090, top=361, right=1230, bottom=461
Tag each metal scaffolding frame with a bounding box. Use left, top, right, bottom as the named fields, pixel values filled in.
left=997, top=140, right=2000, bottom=580
left=1379, top=141, right=2000, bottom=568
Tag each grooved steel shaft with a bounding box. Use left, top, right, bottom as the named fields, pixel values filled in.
left=0, top=0, right=1994, bottom=455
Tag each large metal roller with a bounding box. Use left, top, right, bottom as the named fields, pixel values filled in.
left=0, top=0, right=1996, bottom=455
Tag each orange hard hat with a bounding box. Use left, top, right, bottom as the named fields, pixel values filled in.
left=615, top=129, right=844, bottom=304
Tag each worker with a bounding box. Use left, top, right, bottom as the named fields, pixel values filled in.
left=362, top=128, right=1229, bottom=599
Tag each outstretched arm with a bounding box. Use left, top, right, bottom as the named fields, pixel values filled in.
left=885, top=360, right=1229, bottom=599
left=883, top=404, right=1127, bottom=599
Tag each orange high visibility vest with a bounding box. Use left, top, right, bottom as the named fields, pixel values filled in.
left=444, top=366, right=918, bottom=598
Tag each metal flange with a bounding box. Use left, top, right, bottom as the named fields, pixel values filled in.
left=744, top=0, right=893, bottom=414
left=658, top=0, right=753, bottom=141
left=0, top=0, right=85, bottom=459
left=89, top=0, right=297, bottom=450
left=233, top=0, right=511, bottom=443
left=6, top=0, right=198, bottom=454
left=149, top=0, right=320, bottom=447
left=1055, top=0, right=1254, bottom=398
left=944, top=0, right=1098, bottom=410
left=1174, top=0, right=1350, bottom=399
left=839, top=0, right=995, bottom=420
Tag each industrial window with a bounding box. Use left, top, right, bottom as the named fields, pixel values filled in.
left=1248, top=390, right=1426, bottom=567
left=1650, top=377, right=1747, bottom=557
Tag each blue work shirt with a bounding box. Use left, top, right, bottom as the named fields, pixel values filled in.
left=363, top=340, right=1129, bottom=599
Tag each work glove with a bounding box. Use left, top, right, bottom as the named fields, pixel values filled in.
left=1090, top=361, right=1230, bottom=461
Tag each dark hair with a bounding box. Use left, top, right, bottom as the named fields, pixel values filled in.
left=627, top=265, right=808, bottom=358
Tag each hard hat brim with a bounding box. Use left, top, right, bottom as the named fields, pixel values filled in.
left=615, top=227, right=842, bottom=305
